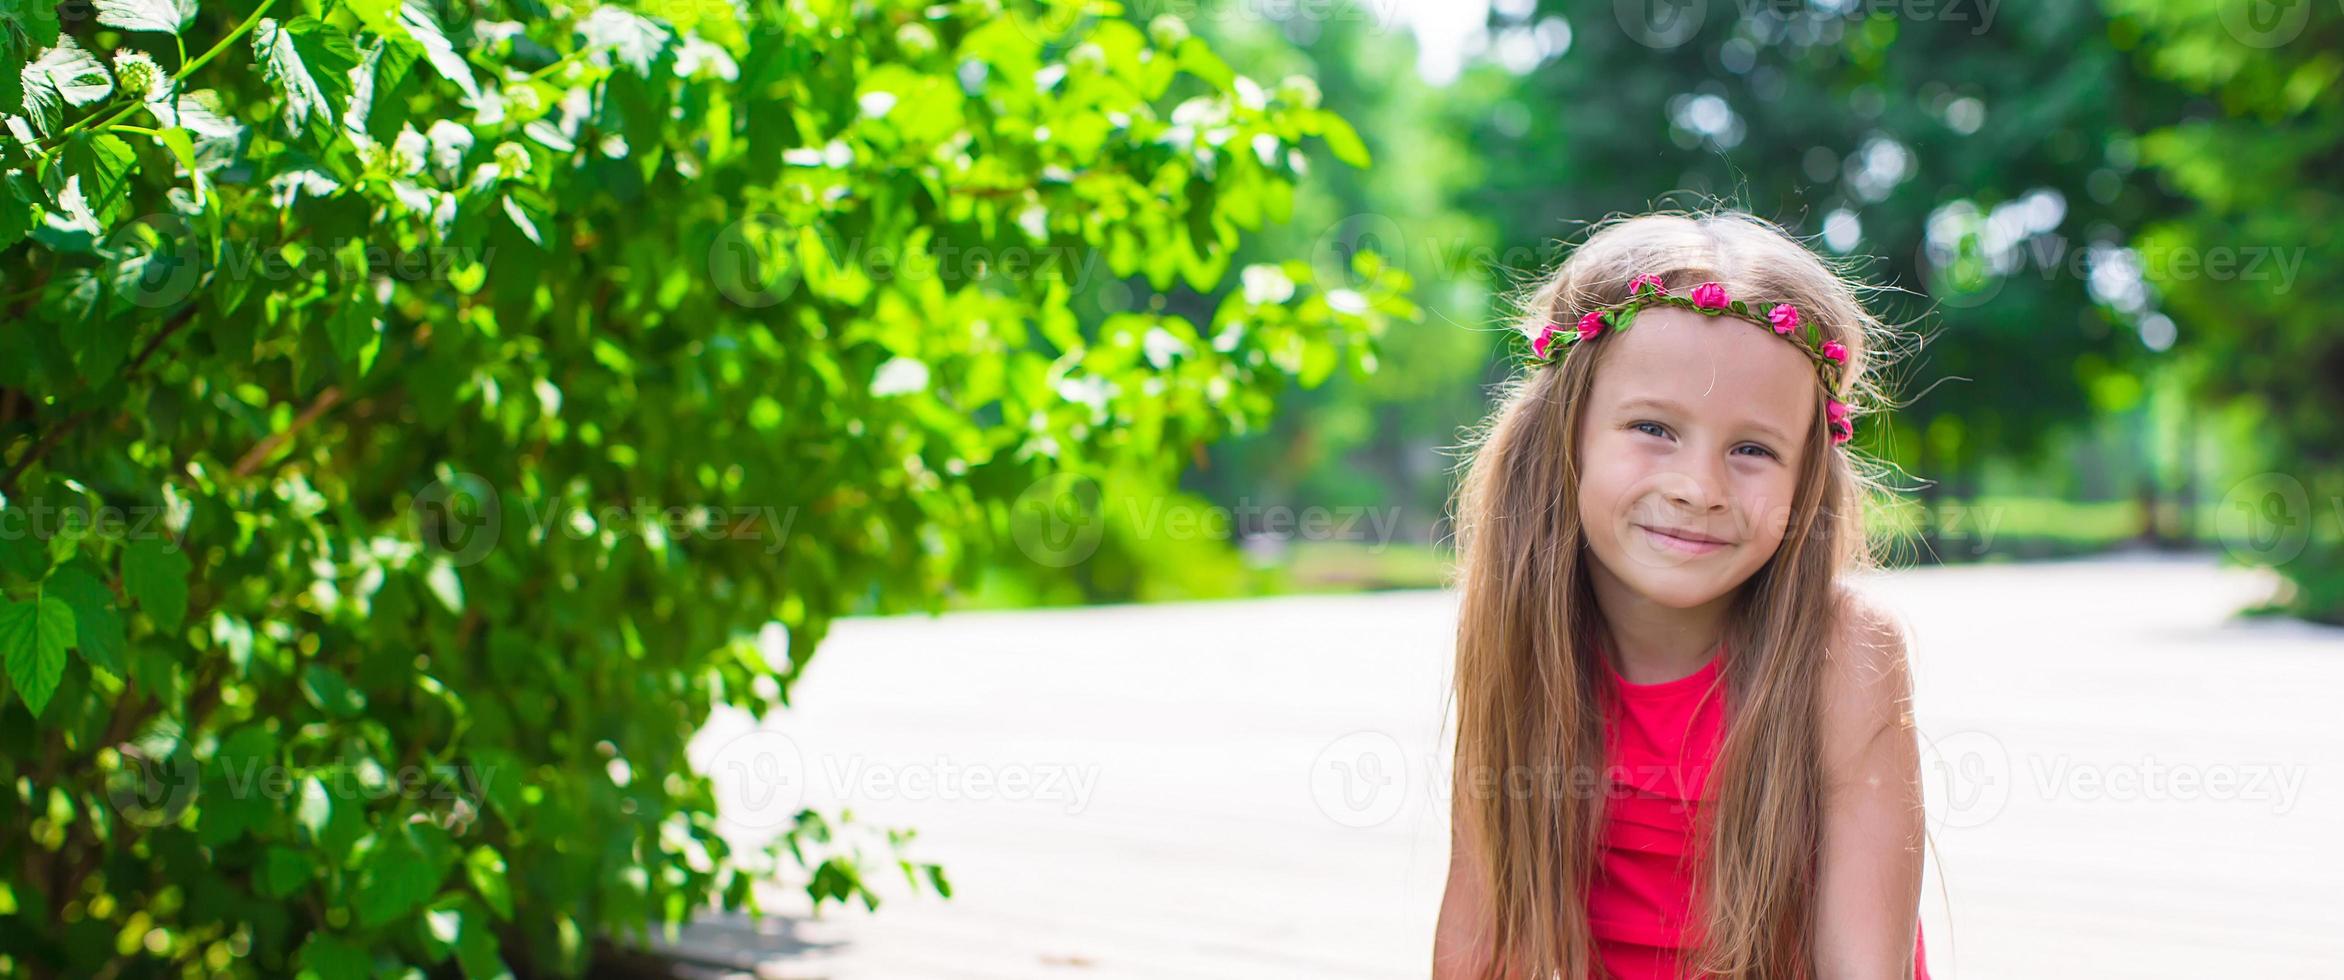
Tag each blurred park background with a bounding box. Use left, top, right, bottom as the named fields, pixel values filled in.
left=1, top=0, right=2339, bottom=975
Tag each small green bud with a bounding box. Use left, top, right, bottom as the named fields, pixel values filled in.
left=1277, top=74, right=1321, bottom=110
left=113, top=50, right=162, bottom=99
left=1148, top=15, right=1189, bottom=49
left=895, top=23, right=938, bottom=58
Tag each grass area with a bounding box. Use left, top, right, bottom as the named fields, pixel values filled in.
left=1270, top=538, right=1455, bottom=593
left=935, top=497, right=2232, bottom=608
left=1276, top=496, right=2231, bottom=594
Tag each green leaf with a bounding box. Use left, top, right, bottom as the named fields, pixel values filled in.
left=197, top=788, right=270, bottom=846
left=455, top=909, right=508, bottom=979
left=294, top=776, right=333, bottom=838
left=575, top=7, right=671, bottom=77
left=299, top=664, right=367, bottom=717
left=0, top=595, right=75, bottom=717
left=1315, top=110, right=1370, bottom=168
left=325, top=296, right=382, bottom=375
left=347, top=0, right=476, bottom=97
left=465, top=846, right=513, bottom=921
left=424, top=560, right=464, bottom=612
left=0, top=171, right=44, bottom=249
left=19, top=36, right=112, bottom=134
left=0, top=1, right=58, bottom=114
left=45, top=564, right=122, bottom=677
left=1300, top=335, right=1337, bottom=387
left=397, top=0, right=479, bottom=98
left=142, top=88, right=248, bottom=167
left=347, top=33, right=421, bottom=142
left=121, top=536, right=191, bottom=632
left=58, top=319, right=131, bottom=387
left=152, top=126, right=204, bottom=203
left=251, top=16, right=359, bottom=136
left=92, top=0, right=195, bottom=34
left=1183, top=175, right=1215, bottom=261
left=358, top=830, right=443, bottom=926
left=1174, top=37, right=1233, bottom=89
left=262, top=846, right=315, bottom=898
left=295, top=932, right=369, bottom=980
left=1, top=0, right=61, bottom=49
left=343, top=0, right=401, bottom=37
left=55, top=132, right=137, bottom=229
left=499, top=194, right=542, bottom=247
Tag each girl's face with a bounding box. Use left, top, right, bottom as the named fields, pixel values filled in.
left=1575, top=307, right=1817, bottom=610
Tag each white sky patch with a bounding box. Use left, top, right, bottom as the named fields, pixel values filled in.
left=1398, top=0, right=1491, bottom=85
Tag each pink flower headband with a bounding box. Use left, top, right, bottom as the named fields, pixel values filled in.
left=1527, top=274, right=1856, bottom=446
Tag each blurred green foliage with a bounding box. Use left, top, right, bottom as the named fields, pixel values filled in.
left=1176, top=3, right=2340, bottom=618
left=2107, top=0, right=2344, bottom=620
left=0, top=0, right=1407, bottom=974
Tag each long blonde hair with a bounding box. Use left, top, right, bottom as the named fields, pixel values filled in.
left=1448, top=211, right=1902, bottom=979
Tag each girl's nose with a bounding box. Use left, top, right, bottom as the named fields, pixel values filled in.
left=1657, top=465, right=1728, bottom=513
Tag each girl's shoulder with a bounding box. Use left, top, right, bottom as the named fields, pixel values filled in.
left=1817, top=585, right=1919, bottom=767
left=1827, top=584, right=1914, bottom=673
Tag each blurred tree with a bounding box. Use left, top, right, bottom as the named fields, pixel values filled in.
left=1168, top=11, right=1490, bottom=554
left=2103, top=0, right=2344, bottom=621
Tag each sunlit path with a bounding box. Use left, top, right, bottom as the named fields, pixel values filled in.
left=663, top=554, right=2343, bottom=979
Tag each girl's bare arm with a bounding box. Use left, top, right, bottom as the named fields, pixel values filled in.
left=1813, top=593, right=1926, bottom=979
left=1433, top=792, right=1517, bottom=980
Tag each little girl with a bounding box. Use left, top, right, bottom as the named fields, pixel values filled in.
left=1432, top=212, right=1929, bottom=979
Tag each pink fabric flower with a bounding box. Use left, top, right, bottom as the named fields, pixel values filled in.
left=1690, top=282, right=1729, bottom=310
left=1826, top=398, right=1853, bottom=445
left=1531, top=321, right=1559, bottom=359
left=1820, top=340, right=1848, bottom=363
left=1576, top=310, right=1607, bottom=341
left=1768, top=303, right=1800, bottom=335
left=1629, top=274, right=1666, bottom=295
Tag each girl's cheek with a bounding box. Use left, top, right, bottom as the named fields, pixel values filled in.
left=1579, top=449, right=1630, bottom=519
left=1584, top=443, right=1641, bottom=509
left=1740, top=488, right=1792, bottom=541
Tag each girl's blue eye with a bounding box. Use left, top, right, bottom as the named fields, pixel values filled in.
left=1630, top=422, right=1777, bottom=460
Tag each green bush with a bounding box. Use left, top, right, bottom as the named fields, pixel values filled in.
left=0, top=0, right=1410, bottom=974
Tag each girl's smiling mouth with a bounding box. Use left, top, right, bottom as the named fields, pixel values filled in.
left=1638, top=524, right=1731, bottom=556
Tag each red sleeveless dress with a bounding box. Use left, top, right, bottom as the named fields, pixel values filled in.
left=1588, top=641, right=1929, bottom=979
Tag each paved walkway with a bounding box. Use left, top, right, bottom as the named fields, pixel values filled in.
left=666, top=553, right=2343, bottom=978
